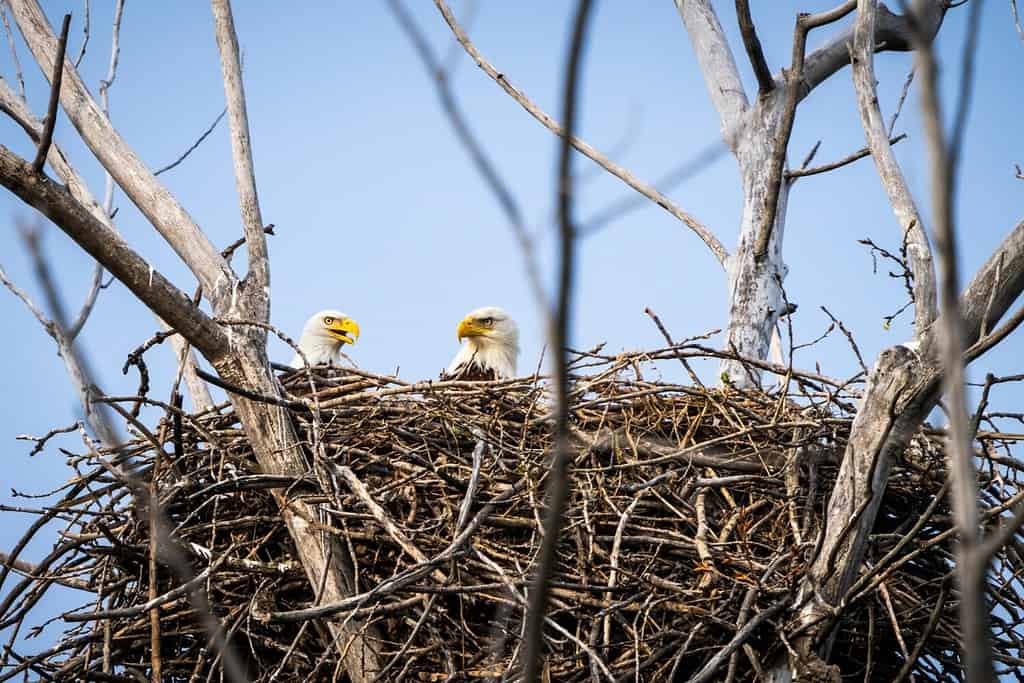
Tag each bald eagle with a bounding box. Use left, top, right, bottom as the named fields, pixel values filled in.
left=445, top=306, right=519, bottom=380
left=289, top=309, right=360, bottom=368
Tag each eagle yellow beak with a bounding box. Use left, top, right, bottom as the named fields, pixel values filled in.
left=456, top=317, right=488, bottom=342
left=327, top=317, right=360, bottom=345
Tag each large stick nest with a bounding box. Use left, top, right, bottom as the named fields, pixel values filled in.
left=3, top=348, right=1022, bottom=682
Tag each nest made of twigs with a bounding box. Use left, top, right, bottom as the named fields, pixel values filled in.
left=4, top=348, right=1019, bottom=682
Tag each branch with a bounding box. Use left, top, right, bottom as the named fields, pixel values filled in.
left=798, top=0, right=947, bottom=101
left=8, top=0, right=234, bottom=298
left=916, top=0, right=992, bottom=676
left=520, top=1, right=592, bottom=679
left=388, top=0, right=546, bottom=307
left=433, top=0, right=728, bottom=266
left=851, top=0, right=938, bottom=337
left=754, top=1, right=857, bottom=258
left=153, top=107, right=226, bottom=177
left=30, top=12, right=68, bottom=173
left=210, top=0, right=269, bottom=299
left=673, top=0, right=748, bottom=144
left=785, top=133, right=906, bottom=179
left=733, top=0, right=773, bottom=93
left=0, top=145, right=230, bottom=361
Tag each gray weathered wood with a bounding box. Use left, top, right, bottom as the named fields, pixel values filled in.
left=8, top=0, right=233, bottom=299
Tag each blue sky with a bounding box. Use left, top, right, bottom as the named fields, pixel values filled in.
left=0, top=0, right=1021, bottom=652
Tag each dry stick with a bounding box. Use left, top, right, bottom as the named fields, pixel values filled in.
left=0, top=2, right=25, bottom=99
left=850, top=0, right=938, bottom=337
left=688, top=600, right=788, bottom=683
left=30, top=13, right=70, bottom=173
left=431, top=0, right=727, bottom=266
left=644, top=307, right=704, bottom=387
left=388, top=0, right=545, bottom=307
left=733, top=0, right=773, bottom=93
left=753, top=0, right=857, bottom=258
left=785, top=133, right=907, bottom=179
left=915, top=0, right=993, bottom=680
left=211, top=0, right=268, bottom=295
left=336, top=465, right=446, bottom=584
left=520, top=2, right=593, bottom=681
left=148, top=423, right=164, bottom=682
left=154, top=108, right=226, bottom=176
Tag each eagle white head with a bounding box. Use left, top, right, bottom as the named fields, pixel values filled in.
left=446, top=306, right=519, bottom=380
left=289, top=309, right=361, bottom=368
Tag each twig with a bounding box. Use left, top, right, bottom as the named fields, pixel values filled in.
left=914, top=0, right=993, bottom=678
left=754, top=0, right=857, bottom=258
left=153, top=108, right=227, bottom=176
left=16, top=422, right=81, bottom=456
left=31, top=13, right=70, bottom=174
left=785, top=133, right=907, bottom=179
left=431, top=0, right=728, bottom=266
left=734, top=0, right=773, bottom=93
left=388, top=0, right=545, bottom=308
left=72, top=0, right=88, bottom=67
left=644, top=307, right=704, bottom=387
left=0, top=1, right=25, bottom=99
left=520, top=2, right=593, bottom=680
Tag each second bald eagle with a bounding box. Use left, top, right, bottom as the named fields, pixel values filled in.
left=446, top=306, right=519, bottom=380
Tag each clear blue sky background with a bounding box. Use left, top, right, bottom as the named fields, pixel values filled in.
left=0, top=0, right=1020, bottom=653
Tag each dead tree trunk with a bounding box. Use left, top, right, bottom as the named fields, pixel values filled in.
left=674, top=0, right=945, bottom=388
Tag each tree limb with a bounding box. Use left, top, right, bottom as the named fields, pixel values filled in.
left=0, top=146, right=230, bottom=360
left=673, top=0, right=748, bottom=146
left=521, top=1, right=592, bottom=679
left=733, top=0, right=773, bottom=94
left=8, top=0, right=234, bottom=297
left=851, top=0, right=938, bottom=337
left=210, top=0, right=269, bottom=304
left=433, top=0, right=728, bottom=266
left=30, top=12, right=68, bottom=173
left=798, top=0, right=947, bottom=101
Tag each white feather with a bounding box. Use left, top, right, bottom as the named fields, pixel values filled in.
left=447, top=306, right=519, bottom=379
left=290, top=309, right=353, bottom=368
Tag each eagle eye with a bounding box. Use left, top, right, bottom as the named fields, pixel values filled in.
left=323, top=316, right=334, bottom=325
left=482, top=317, right=494, bottom=326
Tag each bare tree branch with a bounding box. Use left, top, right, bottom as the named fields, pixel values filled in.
left=0, top=1, right=25, bottom=99
left=734, top=0, right=773, bottom=93
left=30, top=12, right=68, bottom=174
left=210, top=0, right=269, bottom=301
left=98, top=0, right=123, bottom=216
left=851, top=0, right=938, bottom=337
left=433, top=0, right=728, bottom=266
left=798, top=0, right=947, bottom=101
left=754, top=1, right=857, bottom=258
left=8, top=0, right=234, bottom=297
left=785, top=133, right=906, bottom=179
left=916, top=0, right=993, bottom=677
left=0, top=146, right=230, bottom=360
left=153, top=107, right=226, bottom=177
left=521, top=1, right=593, bottom=679
left=387, top=0, right=546, bottom=308
left=71, top=0, right=87, bottom=67
left=673, top=0, right=748, bottom=145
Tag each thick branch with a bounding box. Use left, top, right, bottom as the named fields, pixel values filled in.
left=0, top=146, right=229, bottom=360
left=673, top=0, right=748, bottom=145
left=210, top=0, right=269, bottom=301
left=798, top=0, right=947, bottom=101
left=851, top=0, right=938, bottom=336
left=8, top=0, right=234, bottom=297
